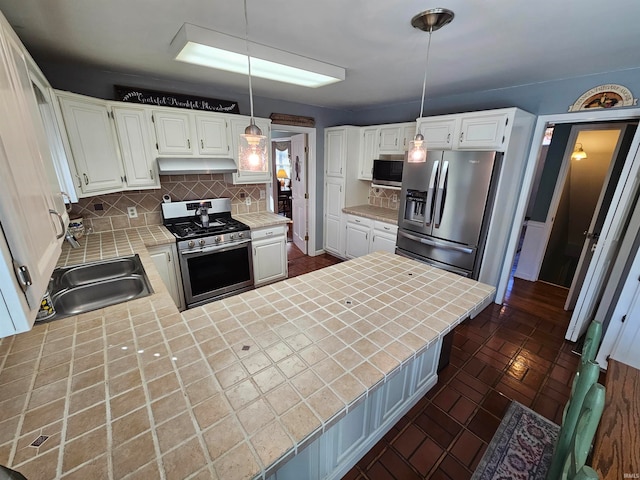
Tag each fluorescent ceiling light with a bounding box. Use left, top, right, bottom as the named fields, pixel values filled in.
left=171, top=23, right=345, bottom=88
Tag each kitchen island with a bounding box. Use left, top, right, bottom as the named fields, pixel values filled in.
left=0, top=227, right=494, bottom=480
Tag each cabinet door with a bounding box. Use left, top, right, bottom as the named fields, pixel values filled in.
left=378, top=126, right=402, bottom=153
left=401, top=124, right=417, bottom=152
left=59, top=97, right=124, bottom=194
left=195, top=114, right=229, bottom=155
left=358, top=128, right=377, bottom=180
left=0, top=19, right=63, bottom=335
left=252, top=234, right=287, bottom=286
left=226, top=117, right=272, bottom=184
left=325, top=129, right=345, bottom=177
left=152, top=110, right=193, bottom=155
left=417, top=117, right=457, bottom=150
left=456, top=112, right=509, bottom=150
left=345, top=222, right=370, bottom=259
left=148, top=244, right=184, bottom=310
left=113, top=107, right=158, bottom=189
left=371, top=229, right=397, bottom=254
left=324, top=178, right=345, bottom=256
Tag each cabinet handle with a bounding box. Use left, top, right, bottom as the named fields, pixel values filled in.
left=366, top=233, right=368, bottom=240
left=201, top=139, right=204, bottom=149
left=166, top=252, right=170, bottom=263
left=446, top=133, right=451, bottom=144
left=459, top=132, right=464, bottom=143
left=60, top=191, right=73, bottom=213
left=395, top=138, right=398, bottom=146
left=49, top=209, right=65, bottom=239
left=187, top=139, right=191, bottom=149
left=83, top=173, right=89, bottom=185
left=75, top=174, right=82, bottom=189
left=121, top=176, right=124, bottom=183
left=150, top=169, right=154, bottom=180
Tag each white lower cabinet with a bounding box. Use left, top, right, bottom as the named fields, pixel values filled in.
left=345, top=214, right=398, bottom=258
left=266, top=338, right=443, bottom=480
left=345, top=215, right=371, bottom=259
left=147, top=244, right=185, bottom=311
left=252, top=225, right=288, bottom=287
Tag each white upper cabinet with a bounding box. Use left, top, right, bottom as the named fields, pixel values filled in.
left=195, top=114, right=229, bottom=155
left=358, top=127, right=378, bottom=181
left=457, top=112, right=510, bottom=150
left=417, top=117, right=457, bottom=150
left=326, top=128, right=346, bottom=177
left=378, top=126, right=402, bottom=153
left=152, top=110, right=193, bottom=155
left=112, top=106, right=159, bottom=189
left=0, top=11, right=65, bottom=337
left=58, top=94, right=125, bottom=195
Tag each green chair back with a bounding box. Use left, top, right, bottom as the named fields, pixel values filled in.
left=581, top=321, right=602, bottom=364
left=547, top=360, right=600, bottom=480
left=562, top=383, right=606, bottom=479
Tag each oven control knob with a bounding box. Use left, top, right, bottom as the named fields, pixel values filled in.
left=238, top=232, right=244, bottom=238
left=188, top=240, right=195, bottom=249
left=215, top=236, right=221, bottom=243
left=230, top=233, right=237, bottom=240
left=199, top=239, right=206, bottom=247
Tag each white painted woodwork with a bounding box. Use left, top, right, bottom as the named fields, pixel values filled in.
left=252, top=225, right=288, bottom=286
left=324, top=177, right=345, bottom=257
left=325, top=129, right=345, bottom=177
left=514, top=221, right=546, bottom=280
left=378, top=125, right=401, bottom=153
left=457, top=112, right=509, bottom=150
left=195, top=114, right=229, bottom=155
left=152, top=110, right=192, bottom=155
left=112, top=107, right=159, bottom=189
left=358, top=127, right=377, bottom=180
left=267, top=338, right=442, bottom=480
left=417, top=117, right=457, bottom=150
left=371, top=220, right=398, bottom=254
left=291, top=133, right=308, bottom=254
left=401, top=124, right=417, bottom=152
left=0, top=11, right=64, bottom=336
left=148, top=243, right=184, bottom=311
left=58, top=95, right=124, bottom=194
left=345, top=216, right=371, bottom=259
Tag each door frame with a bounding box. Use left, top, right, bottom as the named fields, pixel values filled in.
left=497, top=107, right=640, bottom=306
left=529, top=123, right=626, bottom=285
left=271, top=124, right=317, bottom=256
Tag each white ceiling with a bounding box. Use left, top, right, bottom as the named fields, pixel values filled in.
left=2, top=0, right=640, bottom=110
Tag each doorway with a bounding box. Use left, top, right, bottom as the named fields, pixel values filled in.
left=270, top=124, right=317, bottom=257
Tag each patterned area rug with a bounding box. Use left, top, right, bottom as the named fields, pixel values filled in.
left=471, top=401, right=560, bottom=480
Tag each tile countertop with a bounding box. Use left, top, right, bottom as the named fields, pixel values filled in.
left=0, top=226, right=495, bottom=480
left=342, top=205, right=399, bottom=224
left=234, top=212, right=292, bottom=229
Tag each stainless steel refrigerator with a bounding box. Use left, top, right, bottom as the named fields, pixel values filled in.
left=396, top=150, right=502, bottom=278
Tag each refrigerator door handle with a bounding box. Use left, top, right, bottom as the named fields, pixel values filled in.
left=434, top=160, right=449, bottom=227
left=398, top=230, right=474, bottom=254
left=425, top=160, right=439, bottom=226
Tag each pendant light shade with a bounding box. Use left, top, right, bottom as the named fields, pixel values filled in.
left=409, top=8, right=454, bottom=163
left=571, top=143, right=587, bottom=161
left=239, top=0, right=268, bottom=172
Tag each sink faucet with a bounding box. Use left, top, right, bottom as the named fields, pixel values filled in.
left=64, top=230, right=81, bottom=248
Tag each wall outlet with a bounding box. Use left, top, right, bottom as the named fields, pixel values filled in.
left=127, top=206, right=138, bottom=218
left=245, top=197, right=251, bottom=206
left=260, top=189, right=265, bottom=199
left=392, top=194, right=398, bottom=202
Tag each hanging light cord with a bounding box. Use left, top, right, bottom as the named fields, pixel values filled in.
left=243, top=0, right=255, bottom=123
left=418, top=27, right=433, bottom=119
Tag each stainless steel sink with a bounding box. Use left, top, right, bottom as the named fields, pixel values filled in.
left=41, top=254, right=153, bottom=321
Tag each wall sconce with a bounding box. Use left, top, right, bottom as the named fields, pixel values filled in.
left=572, top=143, right=588, bottom=161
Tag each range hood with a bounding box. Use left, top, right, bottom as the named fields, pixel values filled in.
left=157, top=157, right=237, bottom=175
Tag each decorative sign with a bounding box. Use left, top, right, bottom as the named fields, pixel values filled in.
left=569, top=84, right=637, bottom=112
left=114, top=85, right=240, bottom=114
left=269, top=113, right=315, bottom=127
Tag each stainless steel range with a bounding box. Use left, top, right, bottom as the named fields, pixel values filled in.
left=162, top=198, right=253, bottom=308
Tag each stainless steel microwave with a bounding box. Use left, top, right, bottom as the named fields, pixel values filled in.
left=372, top=158, right=403, bottom=188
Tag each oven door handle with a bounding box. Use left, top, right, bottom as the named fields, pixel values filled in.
left=398, top=230, right=474, bottom=254
left=179, top=239, right=252, bottom=256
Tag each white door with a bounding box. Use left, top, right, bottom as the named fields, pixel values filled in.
left=291, top=133, right=308, bottom=254
left=564, top=127, right=628, bottom=310
left=566, top=130, right=640, bottom=341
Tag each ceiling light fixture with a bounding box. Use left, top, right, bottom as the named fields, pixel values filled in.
left=171, top=24, right=345, bottom=88
left=238, top=0, right=267, bottom=173
left=571, top=143, right=588, bottom=161
left=407, top=8, right=454, bottom=163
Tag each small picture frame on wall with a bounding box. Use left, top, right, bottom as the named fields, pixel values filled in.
left=569, top=84, right=637, bottom=112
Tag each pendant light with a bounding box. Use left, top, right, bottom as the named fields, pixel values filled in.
left=571, top=143, right=587, bottom=161
left=408, top=8, right=454, bottom=163
left=238, top=0, right=268, bottom=172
